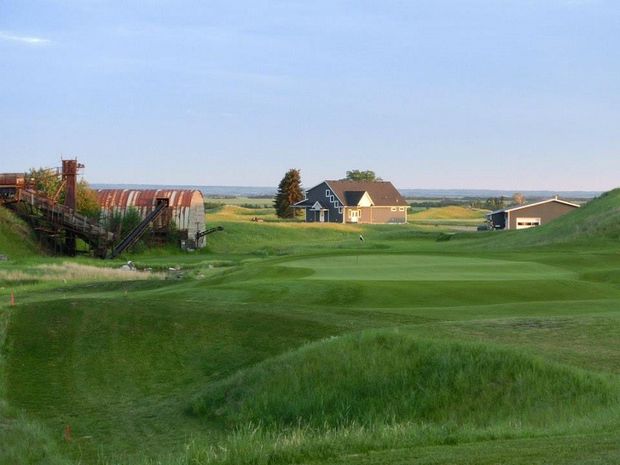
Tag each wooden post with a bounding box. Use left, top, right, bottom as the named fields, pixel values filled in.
left=10, top=290, right=15, bottom=306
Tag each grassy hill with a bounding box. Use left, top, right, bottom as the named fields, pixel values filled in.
left=481, top=189, right=620, bottom=248
left=0, top=206, right=40, bottom=259
left=191, top=331, right=616, bottom=428
left=3, top=200, right=620, bottom=464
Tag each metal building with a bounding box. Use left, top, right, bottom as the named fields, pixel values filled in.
left=97, top=189, right=206, bottom=247
left=486, top=197, right=580, bottom=230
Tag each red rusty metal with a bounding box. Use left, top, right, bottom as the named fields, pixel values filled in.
left=96, top=189, right=205, bottom=234
left=62, top=159, right=83, bottom=211
left=0, top=173, right=26, bottom=188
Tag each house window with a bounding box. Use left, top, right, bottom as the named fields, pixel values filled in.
left=329, top=195, right=334, bottom=203
left=516, top=217, right=541, bottom=230
left=325, top=189, right=330, bottom=197
left=338, top=207, right=343, bottom=214
left=391, top=207, right=397, bottom=212
left=399, top=207, right=405, bottom=211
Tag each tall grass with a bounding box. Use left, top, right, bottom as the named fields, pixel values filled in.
left=183, top=331, right=619, bottom=464
left=191, top=331, right=617, bottom=429
left=0, top=262, right=164, bottom=284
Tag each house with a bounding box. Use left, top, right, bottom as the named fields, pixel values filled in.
left=486, top=197, right=580, bottom=230
left=294, top=180, right=409, bottom=224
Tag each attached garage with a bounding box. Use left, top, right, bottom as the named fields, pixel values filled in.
left=487, top=197, right=580, bottom=230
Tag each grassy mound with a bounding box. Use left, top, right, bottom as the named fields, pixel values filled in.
left=485, top=189, right=620, bottom=247
left=411, top=206, right=487, bottom=220
left=0, top=207, right=39, bottom=259
left=191, top=331, right=617, bottom=429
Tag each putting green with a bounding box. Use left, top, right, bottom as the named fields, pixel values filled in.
left=283, top=254, right=575, bottom=281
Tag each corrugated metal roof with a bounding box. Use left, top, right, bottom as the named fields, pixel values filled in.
left=96, top=189, right=203, bottom=208
left=96, top=189, right=205, bottom=234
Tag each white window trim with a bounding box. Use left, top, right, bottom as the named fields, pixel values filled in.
left=516, top=217, right=542, bottom=230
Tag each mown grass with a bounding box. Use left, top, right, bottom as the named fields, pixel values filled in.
left=2, top=193, right=620, bottom=464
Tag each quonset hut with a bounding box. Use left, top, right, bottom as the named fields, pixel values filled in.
left=97, top=189, right=206, bottom=248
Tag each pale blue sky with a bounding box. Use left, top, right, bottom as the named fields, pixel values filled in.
left=1, top=1, right=618, bottom=190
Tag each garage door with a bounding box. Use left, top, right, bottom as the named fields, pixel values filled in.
left=516, top=217, right=541, bottom=229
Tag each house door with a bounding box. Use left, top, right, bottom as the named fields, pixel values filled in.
left=349, top=209, right=360, bottom=223
left=319, top=211, right=325, bottom=222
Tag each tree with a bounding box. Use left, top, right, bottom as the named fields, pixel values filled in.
left=27, top=167, right=62, bottom=198
left=343, top=170, right=382, bottom=182
left=512, top=192, right=526, bottom=206
left=274, top=169, right=304, bottom=218
left=484, top=196, right=506, bottom=210
left=26, top=167, right=100, bottom=219
left=76, top=179, right=101, bottom=220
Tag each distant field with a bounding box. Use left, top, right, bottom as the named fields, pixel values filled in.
left=205, top=196, right=274, bottom=208
left=411, top=205, right=488, bottom=220
left=409, top=205, right=488, bottom=229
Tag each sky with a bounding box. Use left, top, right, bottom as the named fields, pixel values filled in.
left=1, top=0, right=619, bottom=190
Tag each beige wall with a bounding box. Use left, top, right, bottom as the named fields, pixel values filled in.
left=507, top=202, right=577, bottom=230
left=345, top=206, right=407, bottom=224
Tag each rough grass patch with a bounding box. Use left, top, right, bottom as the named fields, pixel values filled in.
left=0, top=262, right=164, bottom=284
left=191, top=331, right=618, bottom=430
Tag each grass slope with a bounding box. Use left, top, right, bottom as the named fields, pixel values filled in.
left=0, top=206, right=39, bottom=259
left=191, top=331, right=616, bottom=429
left=482, top=188, right=620, bottom=248
left=3, top=197, right=620, bottom=464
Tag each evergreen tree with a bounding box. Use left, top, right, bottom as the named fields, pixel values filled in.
left=274, top=169, right=304, bottom=218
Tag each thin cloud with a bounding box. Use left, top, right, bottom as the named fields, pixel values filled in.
left=0, top=31, right=50, bottom=45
